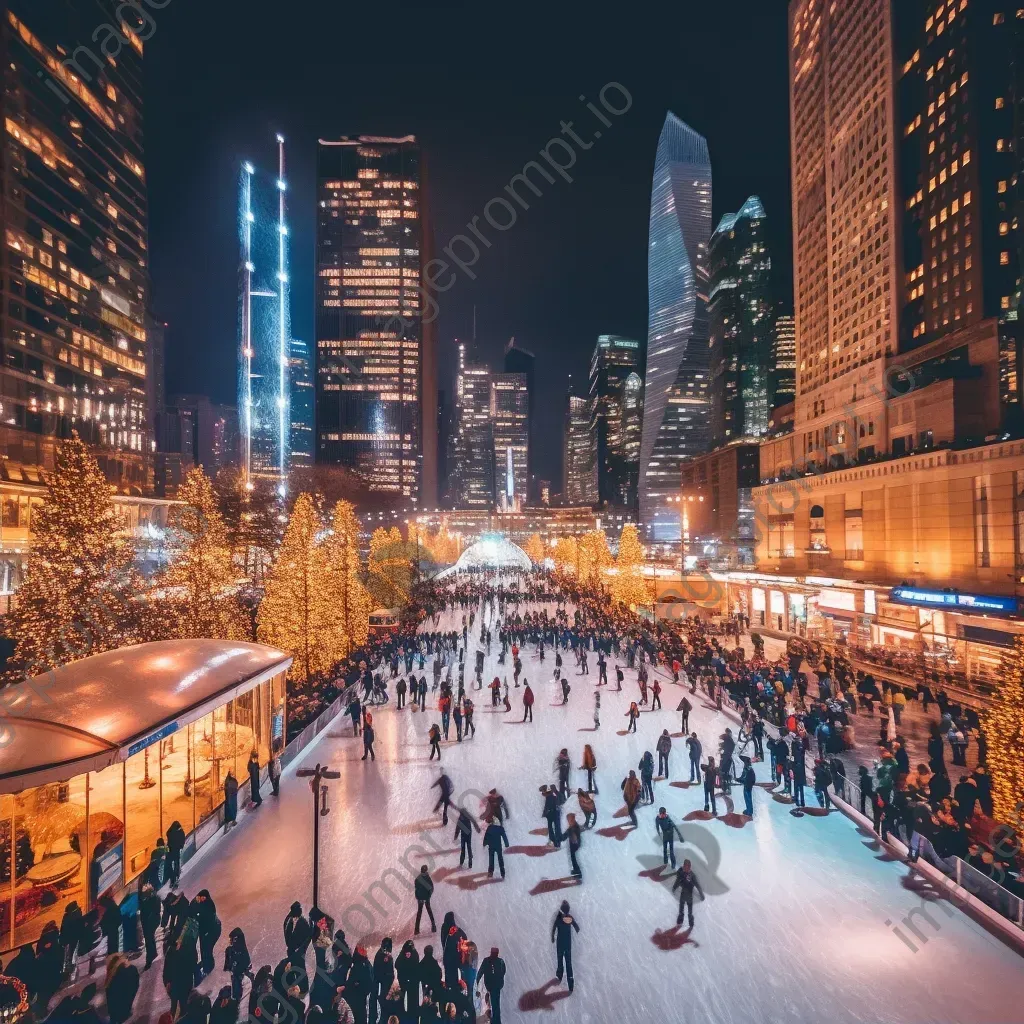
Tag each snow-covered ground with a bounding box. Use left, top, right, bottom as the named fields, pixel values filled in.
left=124, top=599, right=1024, bottom=1024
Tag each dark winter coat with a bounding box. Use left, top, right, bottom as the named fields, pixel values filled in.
left=396, top=945, right=420, bottom=987
left=482, top=823, right=509, bottom=851
left=284, top=906, right=312, bottom=955
left=418, top=951, right=443, bottom=997
left=479, top=954, right=506, bottom=992
left=550, top=911, right=580, bottom=949
left=373, top=945, right=395, bottom=990
left=105, top=961, right=140, bottom=1023
left=414, top=871, right=435, bottom=901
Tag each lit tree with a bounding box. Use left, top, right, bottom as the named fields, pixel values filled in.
left=162, top=467, right=247, bottom=640
left=367, top=526, right=413, bottom=607
left=987, top=638, right=1024, bottom=823
left=579, top=529, right=613, bottom=587
left=552, top=536, right=579, bottom=574
left=325, top=500, right=370, bottom=658
left=257, top=493, right=339, bottom=682
left=524, top=533, right=546, bottom=564
left=7, top=434, right=144, bottom=678
left=612, top=523, right=651, bottom=609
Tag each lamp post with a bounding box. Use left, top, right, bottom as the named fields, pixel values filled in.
left=296, top=762, right=340, bottom=911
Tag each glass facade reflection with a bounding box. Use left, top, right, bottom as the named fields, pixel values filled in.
left=640, top=113, right=713, bottom=544
left=0, top=673, right=286, bottom=952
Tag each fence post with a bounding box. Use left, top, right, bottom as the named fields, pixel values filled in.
left=956, top=857, right=962, bottom=890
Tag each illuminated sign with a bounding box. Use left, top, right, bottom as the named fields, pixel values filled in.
left=889, top=587, right=1020, bottom=616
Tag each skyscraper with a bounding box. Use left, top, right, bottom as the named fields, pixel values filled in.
left=707, top=197, right=773, bottom=447
left=503, top=338, right=536, bottom=496
left=451, top=346, right=494, bottom=508
left=770, top=310, right=796, bottom=411
left=289, top=337, right=314, bottom=468
left=491, top=372, right=529, bottom=506
left=588, top=335, right=642, bottom=509
left=1, top=1, right=151, bottom=486
left=315, top=136, right=435, bottom=504
left=640, top=113, right=713, bottom=543
left=789, top=0, right=901, bottom=466
left=564, top=392, right=594, bottom=505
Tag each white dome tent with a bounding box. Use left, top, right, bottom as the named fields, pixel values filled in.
left=436, top=533, right=532, bottom=577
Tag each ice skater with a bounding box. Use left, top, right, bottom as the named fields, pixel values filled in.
left=564, top=813, right=583, bottom=879
left=580, top=745, right=597, bottom=794
left=702, top=756, right=718, bottom=816
left=560, top=676, right=571, bottom=704
left=482, top=817, right=509, bottom=878
left=655, top=807, right=682, bottom=867
left=621, top=770, right=642, bottom=827
left=454, top=806, right=481, bottom=868
left=672, top=859, right=705, bottom=929
left=432, top=772, right=454, bottom=825
left=677, top=695, right=692, bottom=734
left=522, top=683, right=534, bottom=722
left=593, top=690, right=601, bottom=729
left=577, top=789, right=596, bottom=829
left=656, top=730, right=672, bottom=778
left=550, top=900, right=580, bottom=993
left=541, top=785, right=562, bottom=847
left=625, top=701, right=640, bottom=733
left=428, top=723, right=442, bottom=761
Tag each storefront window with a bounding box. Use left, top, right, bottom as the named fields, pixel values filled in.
left=124, top=747, right=161, bottom=883
left=86, top=765, right=126, bottom=911
left=192, top=713, right=217, bottom=825
left=1, top=794, right=15, bottom=949
left=234, top=686, right=271, bottom=771
left=271, top=672, right=287, bottom=755
left=161, top=727, right=194, bottom=839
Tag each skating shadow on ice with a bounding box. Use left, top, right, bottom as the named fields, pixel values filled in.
left=669, top=781, right=695, bottom=789
left=529, top=876, right=581, bottom=896
left=651, top=925, right=698, bottom=951
left=639, top=865, right=672, bottom=881
left=684, top=810, right=715, bottom=821
left=506, top=844, right=560, bottom=857
left=856, top=827, right=902, bottom=863
left=772, top=792, right=795, bottom=804
left=392, top=817, right=443, bottom=834
left=528, top=827, right=549, bottom=836
left=577, top=725, right=599, bottom=732
left=518, top=979, right=571, bottom=1012
left=790, top=806, right=830, bottom=818
left=616, top=730, right=630, bottom=736
left=595, top=824, right=633, bottom=841
left=444, top=871, right=503, bottom=892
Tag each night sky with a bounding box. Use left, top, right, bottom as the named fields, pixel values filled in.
left=146, top=2, right=791, bottom=490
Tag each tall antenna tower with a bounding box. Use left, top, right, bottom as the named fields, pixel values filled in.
left=276, top=134, right=290, bottom=494
left=241, top=161, right=255, bottom=490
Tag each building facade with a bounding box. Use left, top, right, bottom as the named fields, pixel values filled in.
left=640, top=113, right=713, bottom=545
left=503, top=338, right=536, bottom=498
left=707, top=197, right=774, bottom=447
left=289, top=337, right=314, bottom=469
left=588, top=334, right=642, bottom=509
left=314, top=136, right=435, bottom=505
left=0, top=1, right=152, bottom=490
left=771, top=310, right=797, bottom=411
left=450, top=347, right=494, bottom=508
left=563, top=393, right=594, bottom=506
left=491, top=371, right=528, bottom=507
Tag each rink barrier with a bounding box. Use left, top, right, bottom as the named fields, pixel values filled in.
left=706, top=682, right=1024, bottom=953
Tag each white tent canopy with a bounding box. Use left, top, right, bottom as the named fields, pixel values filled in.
left=436, top=534, right=532, bottom=577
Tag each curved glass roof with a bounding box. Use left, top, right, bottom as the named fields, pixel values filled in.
left=0, top=640, right=291, bottom=792
left=438, top=534, right=532, bottom=577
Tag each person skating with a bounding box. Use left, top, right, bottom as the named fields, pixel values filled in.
left=719, top=728, right=735, bottom=793
left=739, top=755, right=756, bottom=817
left=454, top=806, right=481, bottom=868
left=651, top=677, right=662, bottom=711
left=656, top=730, right=672, bottom=778
left=702, top=757, right=718, bottom=816
left=672, top=859, right=705, bottom=929
left=580, top=744, right=598, bottom=793
left=625, top=701, right=640, bottom=734
left=560, top=676, right=571, bottom=704
left=396, top=675, right=407, bottom=709
left=813, top=758, right=833, bottom=810
left=482, top=817, right=509, bottom=878
left=576, top=787, right=597, bottom=829
left=429, top=724, right=443, bottom=761
left=223, top=926, right=252, bottom=1001
left=621, top=770, right=642, bottom=827
left=481, top=788, right=511, bottom=823
left=639, top=751, right=655, bottom=804
left=555, top=748, right=571, bottom=801
left=655, top=807, right=682, bottom=867
left=479, top=948, right=505, bottom=1024
left=463, top=698, right=475, bottom=739
left=414, top=866, right=437, bottom=935
left=677, top=695, right=692, bottom=734
left=597, top=650, right=608, bottom=685
left=541, top=785, right=562, bottom=847
left=792, top=747, right=807, bottom=808
left=686, top=733, right=702, bottom=783
left=593, top=689, right=601, bottom=729
left=433, top=772, right=454, bottom=825
left=362, top=716, right=376, bottom=761
left=522, top=683, right=535, bottom=722
left=615, top=665, right=624, bottom=691
left=550, top=900, right=580, bottom=993
left=247, top=750, right=262, bottom=807
left=564, top=813, right=583, bottom=879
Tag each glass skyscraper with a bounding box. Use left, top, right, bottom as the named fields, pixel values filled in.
left=707, top=196, right=773, bottom=447
left=640, top=113, right=713, bottom=543
left=1, top=1, right=151, bottom=486
left=315, top=136, right=435, bottom=504
left=588, top=334, right=642, bottom=509
left=288, top=337, right=313, bottom=468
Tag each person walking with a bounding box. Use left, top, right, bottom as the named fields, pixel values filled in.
left=580, top=744, right=598, bottom=793
left=283, top=902, right=312, bottom=966
left=223, top=927, right=253, bottom=1001
left=429, top=724, right=442, bottom=761
left=362, top=717, right=376, bottom=761
left=656, top=730, right=672, bottom=778
left=564, top=814, right=583, bottom=879
left=702, top=756, right=718, bottom=816
left=739, top=756, right=756, bottom=818
left=655, top=807, right=681, bottom=867
left=482, top=818, right=509, bottom=878
left=104, top=954, right=140, bottom=1024
left=522, top=683, right=535, bottom=722
left=269, top=754, right=282, bottom=796
left=550, top=901, right=580, bottom=993
left=414, top=866, right=437, bottom=935
left=247, top=751, right=262, bottom=808
left=677, top=696, right=692, bottom=734
left=223, top=771, right=239, bottom=831
left=396, top=940, right=420, bottom=1016
left=479, top=948, right=506, bottom=1024
left=672, top=859, right=705, bottom=929
left=139, top=884, right=161, bottom=970
left=625, top=701, right=640, bottom=734
left=454, top=806, right=481, bottom=869
left=621, top=770, right=642, bottom=827
left=686, top=733, right=702, bottom=783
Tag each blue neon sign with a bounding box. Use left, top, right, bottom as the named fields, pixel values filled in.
left=889, top=587, right=1020, bottom=617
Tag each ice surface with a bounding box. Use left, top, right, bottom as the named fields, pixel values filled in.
left=124, top=601, right=1024, bottom=1024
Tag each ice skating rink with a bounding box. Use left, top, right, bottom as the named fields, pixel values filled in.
left=131, top=602, right=1024, bottom=1024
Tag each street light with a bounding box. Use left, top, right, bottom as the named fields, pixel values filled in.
left=296, top=762, right=340, bottom=911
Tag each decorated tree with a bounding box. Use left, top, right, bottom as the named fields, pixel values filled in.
left=579, top=529, right=613, bottom=587
left=325, top=500, right=371, bottom=658
left=612, top=523, right=651, bottom=609
left=552, top=536, right=579, bottom=574
left=161, top=467, right=247, bottom=640
left=257, top=493, right=339, bottom=682
left=987, top=638, right=1024, bottom=823
left=7, top=434, right=144, bottom=678
left=367, top=526, right=414, bottom=607
left=524, top=533, right=546, bottom=564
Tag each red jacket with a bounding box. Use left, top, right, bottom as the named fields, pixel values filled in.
left=523, top=687, right=534, bottom=706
